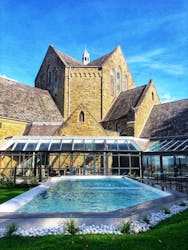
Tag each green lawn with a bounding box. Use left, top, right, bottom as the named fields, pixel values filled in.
left=0, top=188, right=29, bottom=204
left=0, top=208, right=187, bottom=250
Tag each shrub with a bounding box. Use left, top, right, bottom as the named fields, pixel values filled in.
left=119, top=221, right=131, bottom=234
left=30, top=177, right=38, bottom=186
left=65, top=219, right=79, bottom=235
left=179, top=202, right=186, bottom=206
left=0, top=176, right=15, bottom=188
left=142, top=216, right=150, bottom=224
left=5, top=223, right=17, bottom=237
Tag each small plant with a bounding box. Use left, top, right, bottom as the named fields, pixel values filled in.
left=163, top=208, right=171, bottom=214
left=65, top=218, right=79, bottom=235
left=30, top=177, right=38, bottom=186
left=120, top=221, right=131, bottom=234
left=179, top=202, right=186, bottom=206
left=5, top=223, right=17, bottom=237
left=142, top=215, right=150, bottom=224
left=0, top=176, right=15, bottom=188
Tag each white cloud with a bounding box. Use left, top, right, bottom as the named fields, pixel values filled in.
left=128, top=48, right=187, bottom=76
left=0, top=74, right=18, bottom=82
left=144, top=62, right=186, bottom=76
left=161, top=93, right=175, bottom=103
left=127, top=48, right=164, bottom=63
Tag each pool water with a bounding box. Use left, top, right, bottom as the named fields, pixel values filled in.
left=18, top=177, right=170, bottom=213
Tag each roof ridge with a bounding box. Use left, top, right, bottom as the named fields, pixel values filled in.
left=156, top=98, right=188, bottom=106
left=121, top=84, right=147, bottom=94
left=102, top=85, right=148, bottom=122
left=134, top=83, right=151, bottom=108
left=52, top=46, right=84, bottom=66
left=0, top=75, right=48, bottom=93
left=88, top=47, right=116, bottom=66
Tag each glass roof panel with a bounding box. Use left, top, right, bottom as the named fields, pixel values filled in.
left=13, top=142, right=27, bottom=151
left=95, top=139, right=105, bottom=151
left=85, top=140, right=95, bottom=151
left=166, top=140, right=181, bottom=151
left=127, top=143, right=137, bottom=151
left=147, top=139, right=188, bottom=152
left=38, top=141, right=50, bottom=151
left=25, top=142, right=38, bottom=151
left=160, top=140, right=176, bottom=151
left=118, top=140, right=129, bottom=151
left=106, top=139, right=117, bottom=150
left=0, top=137, right=142, bottom=152
left=73, top=140, right=85, bottom=151
left=50, top=140, right=62, bottom=151
left=61, top=140, right=73, bottom=151
left=177, top=140, right=188, bottom=150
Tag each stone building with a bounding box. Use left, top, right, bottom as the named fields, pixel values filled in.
left=0, top=45, right=187, bottom=140
left=0, top=45, right=187, bottom=179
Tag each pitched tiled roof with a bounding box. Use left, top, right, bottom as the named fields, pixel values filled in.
left=52, top=45, right=115, bottom=67
left=88, top=50, right=115, bottom=66
left=25, top=123, right=62, bottom=136
left=0, top=76, right=63, bottom=122
left=52, top=46, right=84, bottom=67
left=140, top=99, right=188, bottom=138
left=102, top=85, right=147, bottom=121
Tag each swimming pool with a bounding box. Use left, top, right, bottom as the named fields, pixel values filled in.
left=18, top=177, right=170, bottom=213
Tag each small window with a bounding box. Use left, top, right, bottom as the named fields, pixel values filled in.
left=110, top=69, right=115, bottom=96
left=122, top=75, right=127, bottom=91
left=108, top=124, right=113, bottom=130
left=47, top=65, right=52, bottom=91
left=116, top=123, right=121, bottom=132
left=116, top=67, right=121, bottom=92
left=79, top=111, right=85, bottom=123
left=152, top=92, right=154, bottom=101
left=54, top=69, right=58, bottom=95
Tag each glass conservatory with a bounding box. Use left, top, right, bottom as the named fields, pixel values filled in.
left=0, top=136, right=142, bottom=180
left=142, top=138, right=188, bottom=178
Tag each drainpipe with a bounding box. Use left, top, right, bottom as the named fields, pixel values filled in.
left=68, top=66, right=71, bottom=117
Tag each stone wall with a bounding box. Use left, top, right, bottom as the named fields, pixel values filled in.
left=0, top=117, right=27, bottom=140
left=57, top=104, right=110, bottom=136
left=102, top=46, right=135, bottom=118
left=63, top=67, right=102, bottom=121
left=35, top=46, right=66, bottom=117
left=134, top=82, right=160, bottom=137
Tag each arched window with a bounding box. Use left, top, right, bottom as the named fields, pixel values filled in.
left=79, top=111, right=85, bottom=123
left=110, top=69, right=115, bottom=96
left=152, top=92, right=154, bottom=101
left=116, top=67, right=121, bottom=92
left=122, top=75, right=127, bottom=91
left=54, top=69, right=58, bottom=95
left=47, top=65, right=52, bottom=91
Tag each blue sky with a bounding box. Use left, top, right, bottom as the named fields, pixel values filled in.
left=0, top=0, right=187, bottom=102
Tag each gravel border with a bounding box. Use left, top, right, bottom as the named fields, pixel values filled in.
left=0, top=200, right=187, bottom=237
